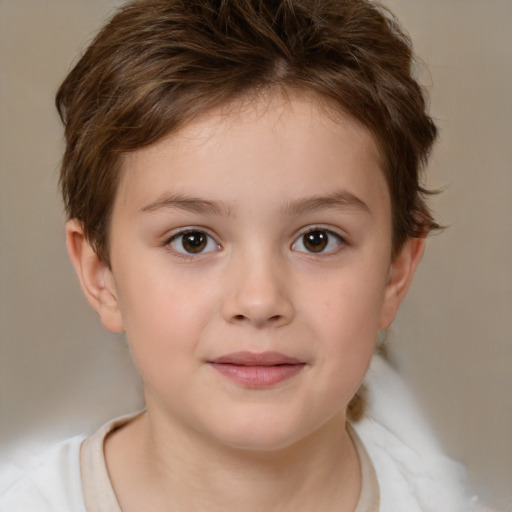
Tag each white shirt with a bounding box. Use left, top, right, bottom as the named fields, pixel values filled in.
left=0, top=356, right=479, bottom=512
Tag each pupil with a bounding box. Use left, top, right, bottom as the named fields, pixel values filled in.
left=182, top=232, right=207, bottom=253
left=304, top=231, right=327, bottom=252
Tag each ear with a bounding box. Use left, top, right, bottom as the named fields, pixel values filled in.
left=65, top=219, right=124, bottom=333
left=379, top=237, right=426, bottom=329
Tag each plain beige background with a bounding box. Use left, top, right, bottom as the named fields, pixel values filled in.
left=1, top=1, right=511, bottom=509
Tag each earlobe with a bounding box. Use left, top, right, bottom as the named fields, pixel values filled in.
left=379, top=237, right=426, bottom=329
left=65, top=219, right=124, bottom=333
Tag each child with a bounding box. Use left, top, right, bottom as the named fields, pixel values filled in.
left=0, top=0, right=480, bottom=510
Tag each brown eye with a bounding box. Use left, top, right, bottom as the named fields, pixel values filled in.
left=182, top=232, right=207, bottom=253
left=303, top=231, right=328, bottom=252
left=292, top=229, right=343, bottom=254
left=169, top=230, right=219, bottom=255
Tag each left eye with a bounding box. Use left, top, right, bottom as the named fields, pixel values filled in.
left=291, top=229, right=343, bottom=254
left=169, top=230, right=220, bottom=255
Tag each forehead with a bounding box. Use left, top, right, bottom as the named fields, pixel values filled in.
left=114, top=93, right=388, bottom=220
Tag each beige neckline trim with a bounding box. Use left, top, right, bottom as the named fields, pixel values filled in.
left=347, top=422, right=381, bottom=512
left=80, top=413, right=379, bottom=512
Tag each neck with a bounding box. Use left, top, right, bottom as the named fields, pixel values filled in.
left=105, top=409, right=361, bottom=512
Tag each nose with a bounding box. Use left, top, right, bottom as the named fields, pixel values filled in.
left=221, top=252, right=294, bottom=328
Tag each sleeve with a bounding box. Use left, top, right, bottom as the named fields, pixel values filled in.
left=0, top=436, right=87, bottom=512
left=353, top=354, right=484, bottom=512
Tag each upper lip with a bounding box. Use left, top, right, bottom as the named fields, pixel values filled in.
left=209, top=351, right=303, bottom=366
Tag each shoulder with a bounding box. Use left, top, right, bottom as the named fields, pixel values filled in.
left=352, top=355, right=476, bottom=512
left=354, top=416, right=471, bottom=512
left=0, top=435, right=87, bottom=512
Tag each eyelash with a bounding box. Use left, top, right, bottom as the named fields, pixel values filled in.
left=291, top=226, right=346, bottom=255
left=165, top=226, right=346, bottom=258
left=166, top=228, right=221, bottom=259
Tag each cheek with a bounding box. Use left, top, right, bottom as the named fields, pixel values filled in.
left=300, top=264, right=388, bottom=386
left=114, top=267, right=218, bottom=377
left=305, top=262, right=388, bottom=339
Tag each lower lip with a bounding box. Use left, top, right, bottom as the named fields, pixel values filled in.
left=209, top=363, right=305, bottom=388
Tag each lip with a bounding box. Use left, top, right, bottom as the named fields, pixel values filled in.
left=208, top=351, right=305, bottom=388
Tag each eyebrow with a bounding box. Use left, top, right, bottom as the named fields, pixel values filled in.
left=282, top=190, right=371, bottom=216
left=139, top=194, right=233, bottom=216
left=140, top=190, right=370, bottom=218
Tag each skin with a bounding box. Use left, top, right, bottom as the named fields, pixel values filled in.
left=67, top=93, right=424, bottom=512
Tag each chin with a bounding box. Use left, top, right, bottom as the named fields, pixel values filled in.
left=204, top=411, right=326, bottom=453
left=217, top=429, right=303, bottom=452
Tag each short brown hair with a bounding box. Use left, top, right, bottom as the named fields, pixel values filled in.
left=57, top=0, right=438, bottom=265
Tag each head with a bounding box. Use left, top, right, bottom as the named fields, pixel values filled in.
left=57, top=0, right=438, bottom=266
left=58, top=0, right=438, bottom=437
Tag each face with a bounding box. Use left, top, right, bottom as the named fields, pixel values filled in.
left=87, top=94, right=416, bottom=451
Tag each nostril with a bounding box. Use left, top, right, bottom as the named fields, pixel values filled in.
left=232, top=314, right=282, bottom=323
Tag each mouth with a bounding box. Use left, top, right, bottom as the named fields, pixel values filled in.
left=208, top=351, right=306, bottom=388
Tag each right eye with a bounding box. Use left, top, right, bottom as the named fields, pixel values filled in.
left=168, top=230, right=220, bottom=255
